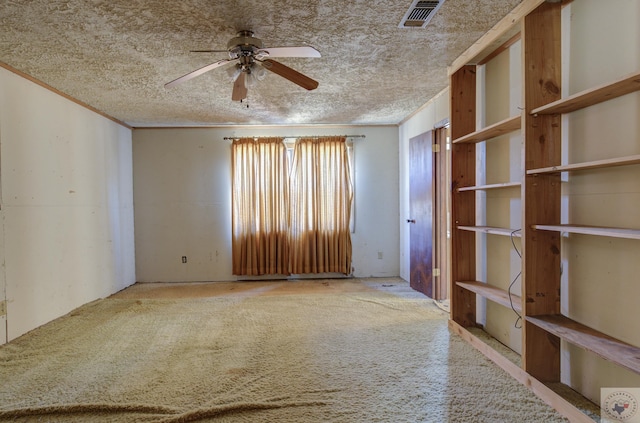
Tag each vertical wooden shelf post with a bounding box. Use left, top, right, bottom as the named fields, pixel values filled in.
left=450, top=65, right=477, bottom=326
left=521, top=2, right=563, bottom=382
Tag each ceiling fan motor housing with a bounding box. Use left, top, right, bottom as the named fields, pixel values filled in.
left=227, top=31, right=264, bottom=71
left=227, top=30, right=263, bottom=52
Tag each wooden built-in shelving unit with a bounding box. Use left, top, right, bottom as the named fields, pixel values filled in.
left=526, top=315, right=640, bottom=375
left=451, top=115, right=521, bottom=144
left=531, top=70, right=640, bottom=115
left=527, top=154, right=640, bottom=175
left=533, top=224, right=640, bottom=240
left=456, top=281, right=522, bottom=313
left=448, top=0, right=640, bottom=421
left=457, top=226, right=521, bottom=237
left=458, top=181, right=521, bottom=192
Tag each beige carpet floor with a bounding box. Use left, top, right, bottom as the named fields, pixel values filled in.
left=0, top=278, right=567, bottom=422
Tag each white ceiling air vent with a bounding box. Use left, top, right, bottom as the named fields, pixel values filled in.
left=399, top=0, right=445, bottom=28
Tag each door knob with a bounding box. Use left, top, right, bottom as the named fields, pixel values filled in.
left=406, top=219, right=416, bottom=223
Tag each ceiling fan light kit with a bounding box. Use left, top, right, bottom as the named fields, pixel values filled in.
left=165, top=30, right=321, bottom=102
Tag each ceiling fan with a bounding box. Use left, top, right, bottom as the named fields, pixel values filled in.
left=165, top=30, right=321, bottom=101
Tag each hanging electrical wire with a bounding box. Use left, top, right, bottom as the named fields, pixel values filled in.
left=509, top=228, right=523, bottom=329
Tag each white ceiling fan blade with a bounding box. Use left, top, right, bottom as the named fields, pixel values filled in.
left=164, top=58, right=234, bottom=89
left=231, top=71, right=248, bottom=101
left=256, top=46, right=321, bottom=58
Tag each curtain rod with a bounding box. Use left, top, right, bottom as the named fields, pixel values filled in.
left=223, top=135, right=366, bottom=140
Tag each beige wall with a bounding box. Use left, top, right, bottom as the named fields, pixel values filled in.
left=559, top=0, right=640, bottom=403
left=133, top=125, right=400, bottom=282
left=478, top=39, right=523, bottom=354
left=0, top=67, right=136, bottom=342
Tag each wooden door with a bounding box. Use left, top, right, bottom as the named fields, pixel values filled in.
left=409, top=131, right=434, bottom=297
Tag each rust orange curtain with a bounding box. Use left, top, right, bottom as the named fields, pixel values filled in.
left=231, top=137, right=290, bottom=275
left=289, top=136, right=353, bottom=274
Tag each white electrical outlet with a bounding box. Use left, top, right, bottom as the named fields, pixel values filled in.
left=377, top=251, right=383, bottom=259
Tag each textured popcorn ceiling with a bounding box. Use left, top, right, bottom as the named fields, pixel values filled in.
left=0, top=0, right=523, bottom=127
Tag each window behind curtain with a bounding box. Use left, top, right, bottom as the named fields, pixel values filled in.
left=231, top=137, right=290, bottom=276
left=231, top=136, right=353, bottom=276
left=289, top=136, right=353, bottom=274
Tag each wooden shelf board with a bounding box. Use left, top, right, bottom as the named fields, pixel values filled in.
left=456, top=281, right=522, bottom=313
left=526, top=315, right=640, bottom=375
left=531, top=70, right=640, bottom=115
left=452, top=115, right=521, bottom=144
left=449, top=320, right=596, bottom=423
left=533, top=224, right=640, bottom=240
left=458, top=225, right=522, bottom=237
left=458, top=181, right=521, bottom=192
left=527, top=154, right=640, bottom=175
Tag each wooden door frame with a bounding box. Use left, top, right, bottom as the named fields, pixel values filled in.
left=433, top=122, right=450, bottom=300
left=0, top=182, right=5, bottom=344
